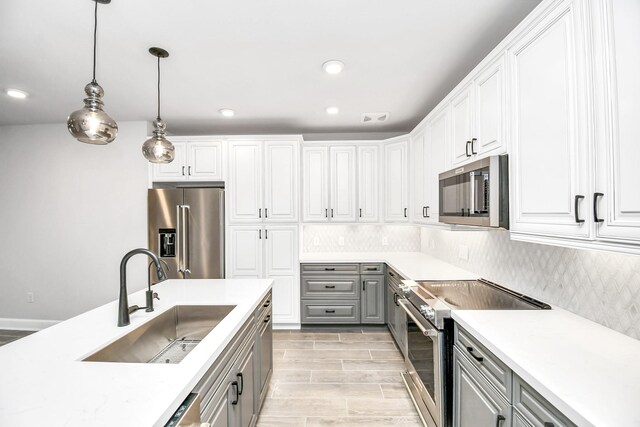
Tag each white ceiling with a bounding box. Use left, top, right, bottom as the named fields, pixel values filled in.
left=0, top=0, right=542, bottom=138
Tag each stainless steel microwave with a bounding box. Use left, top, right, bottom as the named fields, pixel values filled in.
left=438, top=155, right=509, bottom=228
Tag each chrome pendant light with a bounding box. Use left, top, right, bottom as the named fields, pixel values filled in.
left=67, top=0, right=118, bottom=145
left=142, top=47, right=175, bottom=163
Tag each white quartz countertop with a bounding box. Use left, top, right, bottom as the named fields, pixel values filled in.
left=299, top=251, right=478, bottom=281
left=0, top=279, right=272, bottom=427
left=301, top=251, right=640, bottom=427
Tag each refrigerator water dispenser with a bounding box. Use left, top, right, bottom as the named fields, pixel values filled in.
left=158, top=229, right=176, bottom=257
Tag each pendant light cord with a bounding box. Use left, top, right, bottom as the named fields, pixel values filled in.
left=157, top=56, right=161, bottom=120
left=92, top=0, right=98, bottom=83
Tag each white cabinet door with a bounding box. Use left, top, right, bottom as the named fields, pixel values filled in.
left=229, top=226, right=263, bottom=277
left=427, top=107, right=449, bottom=224
left=384, top=139, right=409, bottom=222
left=302, top=147, right=329, bottom=222
left=509, top=0, right=591, bottom=239
left=411, top=131, right=426, bottom=223
left=264, top=226, right=299, bottom=324
left=593, top=0, right=640, bottom=244
left=264, top=141, right=298, bottom=222
left=357, top=146, right=379, bottom=222
left=451, top=85, right=474, bottom=165
left=329, top=146, right=357, bottom=222
left=228, top=141, right=263, bottom=224
left=187, top=141, right=223, bottom=181
left=474, top=56, right=505, bottom=157
left=152, top=141, right=188, bottom=181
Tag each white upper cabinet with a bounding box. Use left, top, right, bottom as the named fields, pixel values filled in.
left=411, top=130, right=427, bottom=223
left=357, top=146, right=379, bottom=222
left=508, top=0, right=591, bottom=239
left=264, top=141, right=299, bottom=222
left=451, top=85, right=474, bottom=165
left=474, top=55, right=505, bottom=158
left=384, top=139, right=409, bottom=222
left=592, top=0, right=640, bottom=246
left=152, top=140, right=223, bottom=182
left=229, top=139, right=299, bottom=224
left=228, top=141, right=263, bottom=223
left=329, top=146, right=357, bottom=222
left=426, top=105, right=450, bottom=224
left=302, top=146, right=329, bottom=222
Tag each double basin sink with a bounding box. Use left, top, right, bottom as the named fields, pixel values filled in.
left=84, top=305, right=236, bottom=364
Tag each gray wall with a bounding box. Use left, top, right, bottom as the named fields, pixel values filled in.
left=0, top=122, right=150, bottom=324
left=420, top=227, right=640, bottom=340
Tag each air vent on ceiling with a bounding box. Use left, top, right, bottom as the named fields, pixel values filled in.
left=361, top=112, right=389, bottom=123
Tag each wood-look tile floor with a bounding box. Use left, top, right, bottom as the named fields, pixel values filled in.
left=256, top=327, right=423, bottom=427
left=0, top=329, right=33, bottom=346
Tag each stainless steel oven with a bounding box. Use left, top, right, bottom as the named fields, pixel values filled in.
left=438, top=155, right=509, bottom=228
left=399, top=299, right=446, bottom=427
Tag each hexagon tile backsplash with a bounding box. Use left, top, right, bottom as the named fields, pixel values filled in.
left=420, top=227, right=640, bottom=340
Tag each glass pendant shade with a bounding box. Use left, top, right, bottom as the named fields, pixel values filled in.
left=142, top=119, right=175, bottom=163
left=67, top=82, right=118, bottom=144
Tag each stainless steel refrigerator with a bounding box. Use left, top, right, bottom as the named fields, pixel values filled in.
left=148, top=188, right=224, bottom=280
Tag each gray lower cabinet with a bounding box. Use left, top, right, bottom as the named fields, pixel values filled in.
left=514, top=413, right=533, bottom=427
left=204, top=378, right=231, bottom=427
left=361, top=275, right=385, bottom=323
left=256, top=306, right=272, bottom=407
left=386, top=267, right=407, bottom=356
left=513, top=375, right=576, bottom=427
left=453, top=346, right=511, bottom=427
left=300, top=263, right=385, bottom=325
left=236, top=342, right=256, bottom=427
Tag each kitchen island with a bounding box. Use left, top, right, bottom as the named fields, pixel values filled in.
left=0, top=278, right=272, bottom=426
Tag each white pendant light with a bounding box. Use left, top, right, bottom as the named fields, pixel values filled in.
left=142, top=47, right=175, bottom=164
left=67, top=0, right=118, bottom=145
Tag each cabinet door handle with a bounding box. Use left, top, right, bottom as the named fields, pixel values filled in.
left=495, top=415, right=505, bottom=427
left=466, top=346, right=484, bottom=362
left=325, top=285, right=336, bottom=289
left=265, top=229, right=268, bottom=239
left=265, top=208, right=268, bottom=218
left=236, top=373, right=244, bottom=395
left=258, top=229, right=262, bottom=239
left=574, top=195, right=585, bottom=224
left=231, top=381, right=239, bottom=405
left=404, top=207, right=407, bottom=218
left=181, top=166, right=185, bottom=176
left=325, top=209, right=328, bottom=218
left=594, top=192, right=604, bottom=223
left=425, top=206, right=430, bottom=218
left=325, top=309, right=336, bottom=313
left=422, top=206, right=426, bottom=218
left=188, top=166, right=192, bottom=176
left=258, top=208, right=262, bottom=218
left=362, top=280, right=366, bottom=291
left=394, top=293, right=399, bottom=306
left=465, top=141, right=471, bottom=157
left=471, top=138, right=477, bottom=155
left=359, top=208, right=362, bottom=218
left=331, top=208, right=334, bottom=218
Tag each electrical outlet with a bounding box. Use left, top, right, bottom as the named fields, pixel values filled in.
left=313, top=236, right=320, bottom=246
left=382, top=236, right=389, bottom=246
left=458, top=245, right=470, bottom=261
left=27, top=292, right=35, bottom=303
left=338, top=236, right=345, bottom=246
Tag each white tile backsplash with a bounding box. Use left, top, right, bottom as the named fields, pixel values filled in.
left=420, top=227, right=640, bottom=340
left=302, top=225, right=421, bottom=253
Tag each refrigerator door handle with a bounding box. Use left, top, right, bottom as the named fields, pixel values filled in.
left=176, top=205, right=183, bottom=275
left=182, top=205, right=191, bottom=276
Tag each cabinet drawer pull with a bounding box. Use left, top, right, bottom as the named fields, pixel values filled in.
left=495, top=414, right=505, bottom=427
left=389, top=271, right=395, bottom=277
left=236, top=373, right=244, bottom=395
left=574, top=195, right=585, bottom=224
left=324, top=267, right=335, bottom=271
left=393, top=293, right=399, bottom=306
left=325, top=285, right=336, bottom=289
left=594, top=192, right=604, bottom=223
left=325, top=309, right=336, bottom=313
left=263, top=315, right=271, bottom=323
left=263, top=300, right=271, bottom=307
left=466, top=346, right=484, bottom=362
left=471, top=138, right=477, bottom=155
left=465, top=140, right=471, bottom=157
left=543, top=423, right=555, bottom=427
left=231, top=381, right=239, bottom=405
left=365, top=267, right=376, bottom=271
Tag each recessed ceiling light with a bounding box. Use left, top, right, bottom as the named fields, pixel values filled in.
left=326, top=106, right=340, bottom=115
left=6, top=89, right=28, bottom=99
left=219, top=109, right=235, bottom=117
left=322, top=60, right=345, bottom=75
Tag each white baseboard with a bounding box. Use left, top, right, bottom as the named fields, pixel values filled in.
left=0, top=318, right=60, bottom=331
left=273, top=323, right=301, bottom=330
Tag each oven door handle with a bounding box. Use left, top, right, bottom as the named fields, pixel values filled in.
left=398, top=299, right=437, bottom=337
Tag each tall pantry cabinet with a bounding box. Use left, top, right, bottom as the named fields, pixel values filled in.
left=227, top=139, right=301, bottom=327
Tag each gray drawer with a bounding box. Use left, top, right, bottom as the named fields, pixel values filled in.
left=359, top=263, right=384, bottom=274
left=301, top=275, right=360, bottom=299
left=514, top=375, right=576, bottom=427
left=386, top=267, right=404, bottom=285
left=301, top=300, right=360, bottom=323
left=301, top=263, right=359, bottom=274
left=454, top=324, right=512, bottom=402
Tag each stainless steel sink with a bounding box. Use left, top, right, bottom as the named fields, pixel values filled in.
left=84, top=305, right=236, bottom=364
